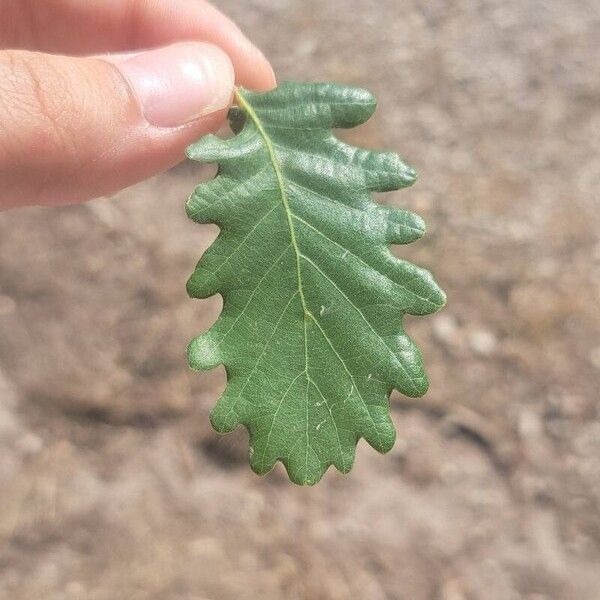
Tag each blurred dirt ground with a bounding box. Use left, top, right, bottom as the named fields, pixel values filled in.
left=1, top=1, right=600, bottom=598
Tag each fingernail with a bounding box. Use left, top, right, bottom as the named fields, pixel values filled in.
left=113, top=42, right=234, bottom=128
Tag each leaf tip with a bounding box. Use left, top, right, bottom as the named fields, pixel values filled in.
left=385, top=208, right=427, bottom=244
left=401, top=164, right=418, bottom=187
left=409, top=376, right=430, bottom=398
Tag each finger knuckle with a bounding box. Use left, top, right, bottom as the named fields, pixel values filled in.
left=0, top=50, right=80, bottom=157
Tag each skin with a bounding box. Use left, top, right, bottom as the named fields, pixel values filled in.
left=0, top=0, right=276, bottom=209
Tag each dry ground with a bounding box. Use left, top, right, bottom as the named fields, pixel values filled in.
left=1, top=1, right=599, bottom=598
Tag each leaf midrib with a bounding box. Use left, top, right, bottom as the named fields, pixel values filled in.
left=234, top=89, right=310, bottom=319
left=235, top=88, right=315, bottom=473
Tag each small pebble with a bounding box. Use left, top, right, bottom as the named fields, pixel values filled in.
left=433, top=313, right=459, bottom=345
left=589, top=346, right=600, bottom=370
left=17, top=432, right=44, bottom=455
left=0, top=295, right=16, bottom=316
left=468, top=328, right=498, bottom=357
left=518, top=409, right=543, bottom=439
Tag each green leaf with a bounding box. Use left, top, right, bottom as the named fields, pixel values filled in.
left=186, top=82, right=445, bottom=485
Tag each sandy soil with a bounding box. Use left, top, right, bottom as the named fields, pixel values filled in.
left=1, top=1, right=599, bottom=598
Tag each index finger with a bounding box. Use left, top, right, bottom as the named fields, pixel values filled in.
left=0, top=0, right=275, bottom=90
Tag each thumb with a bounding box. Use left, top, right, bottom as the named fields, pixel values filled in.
left=0, top=43, right=235, bottom=209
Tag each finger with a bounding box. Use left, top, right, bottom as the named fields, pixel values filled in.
left=1, top=0, right=275, bottom=91
left=0, top=43, right=236, bottom=209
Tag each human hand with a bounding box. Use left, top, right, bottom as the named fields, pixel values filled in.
left=0, top=0, right=275, bottom=210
